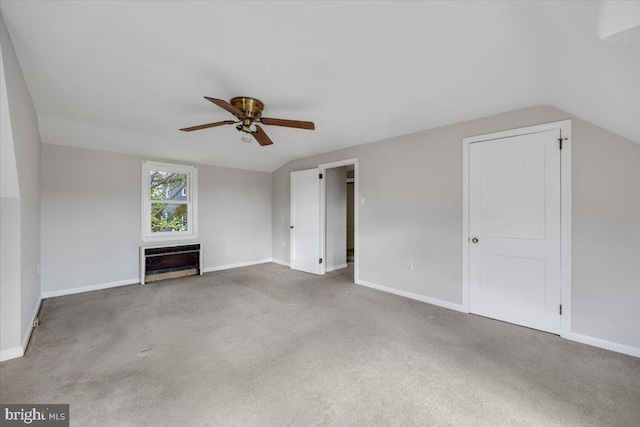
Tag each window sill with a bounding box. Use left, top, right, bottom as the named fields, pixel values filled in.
left=141, top=233, right=198, bottom=243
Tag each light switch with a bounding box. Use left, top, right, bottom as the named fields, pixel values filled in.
left=360, top=197, right=366, bottom=205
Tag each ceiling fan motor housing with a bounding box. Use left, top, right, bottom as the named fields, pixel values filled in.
left=231, top=97, right=264, bottom=120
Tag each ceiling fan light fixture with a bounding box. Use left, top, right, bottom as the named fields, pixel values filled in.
left=241, top=132, right=253, bottom=143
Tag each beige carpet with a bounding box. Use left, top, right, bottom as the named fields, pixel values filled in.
left=1, top=263, right=639, bottom=426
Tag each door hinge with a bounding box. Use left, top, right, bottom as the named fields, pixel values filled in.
left=559, top=304, right=563, bottom=315
left=319, top=173, right=323, bottom=179
left=559, top=137, right=567, bottom=150
left=319, top=258, right=323, bottom=264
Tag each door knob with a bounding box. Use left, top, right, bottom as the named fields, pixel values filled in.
left=472, top=237, right=479, bottom=244
left=290, top=225, right=294, bottom=229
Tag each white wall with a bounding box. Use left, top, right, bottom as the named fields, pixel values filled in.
left=325, top=167, right=347, bottom=270
left=0, top=14, right=41, bottom=360
left=0, top=31, right=19, bottom=199
left=41, top=144, right=272, bottom=294
left=0, top=198, right=21, bottom=353
left=272, top=105, right=640, bottom=353
left=571, top=122, right=640, bottom=348
left=0, top=15, right=22, bottom=357
left=197, top=161, right=272, bottom=269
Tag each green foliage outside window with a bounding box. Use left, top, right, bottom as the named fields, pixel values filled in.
left=150, top=171, right=188, bottom=232
left=151, top=203, right=188, bottom=232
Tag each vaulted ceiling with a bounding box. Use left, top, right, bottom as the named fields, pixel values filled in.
left=1, top=1, right=638, bottom=172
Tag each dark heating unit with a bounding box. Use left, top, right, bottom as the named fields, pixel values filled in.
left=140, top=243, right=202, bottom=284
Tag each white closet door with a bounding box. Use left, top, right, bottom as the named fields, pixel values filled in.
left=469, top=129, right=561, bottom=334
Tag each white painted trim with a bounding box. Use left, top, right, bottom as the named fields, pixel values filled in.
left=461, top=135, right=470, bottom=313
left=569, top=333, right=640, bottom=358
left=464, top=120, right=572, bottom=143
left=318, top=168, right=327, bottom=276
left=141, top=160, right=198, bottom=243
left=325, top=263, right=348, bottom=272
left=559, top=123, right=572, bottom=339
left=318, top=158, right=359, bottom=170
left=0, top=347, right=23, bottom=362
left=141, top=233, right=199, bottom=243
left=201, top=258, right=272, bottom=273
left=461, top=119, right=572, bottom=337
left=271, top=259, right=290, bottom=267
left=1, top=297, right=42, bottom=362
left=356, top=279, right=466, bottom=312
left=318, top=158, right=359, bottom=284
left=40, top=259, right=272, bottom=299
left=42, top=278, right=139, bottom=299
left=22, top=296, right=42, bottom=349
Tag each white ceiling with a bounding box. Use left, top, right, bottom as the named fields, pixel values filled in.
left=1, top=1, right=638, bottom=172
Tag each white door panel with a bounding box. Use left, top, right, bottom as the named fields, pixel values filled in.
left=479, top=254, right=546, bottom=310
left=290, top=169, right=321, bottom=275
left=475, top=138, right=547, bottom=240
left=469, top=130, right=561, bottom=334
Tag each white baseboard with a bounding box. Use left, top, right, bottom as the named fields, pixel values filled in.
left=356, top=279, right=465, bottom=313
left=356, top=277, right=638, bottom=358
left=201, top=258, right=272, bottom=273
left=41, top=259, right=273, bottom=299
left=0, top=297, right=41, bottom=363
left=271, top=259, right=290, bottom=267
left=0, top=346, right=23, bottom=362
left=42, top=278, right=139, bottom=299
left=326, top=263, right=348, bottom=272
left=569, top=332, right=640, bottom=358
left=22, top=296, right=42, bottom=349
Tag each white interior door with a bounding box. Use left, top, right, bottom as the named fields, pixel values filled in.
left=290, top=168, right=321, bottom=274
left=469, top=129, right=561, bottom=334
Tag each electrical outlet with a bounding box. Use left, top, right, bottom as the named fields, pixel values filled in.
left=37, top=264, right=40, bottom=275
left=407, top=261, right=413, bottom=270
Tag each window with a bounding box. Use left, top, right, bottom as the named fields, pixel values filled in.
left=141, top=161, right=197, bottom=242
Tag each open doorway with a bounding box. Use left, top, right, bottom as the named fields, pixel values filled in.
left=346, top=165, right=355, bottom=264
left=319, top=159, right=358, bottom=283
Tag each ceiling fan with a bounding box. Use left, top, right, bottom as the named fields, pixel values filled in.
left=180, top=97, right=315, bottom=146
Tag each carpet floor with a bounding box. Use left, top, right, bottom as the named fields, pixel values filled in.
left=1, top=263, right=639, bottom=426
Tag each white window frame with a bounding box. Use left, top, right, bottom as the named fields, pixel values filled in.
left=141, top=160, right=198, bottom=242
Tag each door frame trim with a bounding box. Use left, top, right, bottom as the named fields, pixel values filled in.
left=462, top=120, right=572, bottom=338
left=319, top=158, right=359, bottom=283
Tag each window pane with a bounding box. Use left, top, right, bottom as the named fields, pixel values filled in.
left=151, top=203, right=188, bottom=233
left=150, top=171, right=188, bottom=201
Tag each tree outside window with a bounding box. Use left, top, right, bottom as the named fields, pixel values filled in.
left=142, top=161, right=197, bottom=241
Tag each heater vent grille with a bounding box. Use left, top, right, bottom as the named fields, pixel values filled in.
left=140, top=243, right=202, bottom=284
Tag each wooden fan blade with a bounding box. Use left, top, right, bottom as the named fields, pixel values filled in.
left=260, top=117, right=315, bottom=130
left=253, top=125, right=274, bottom=146
left=204, top=97, right=245, bottom=118
left=180, top=120, right=236, bottom=132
